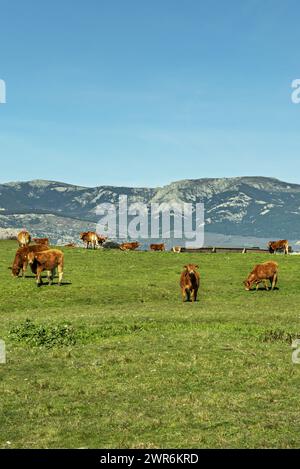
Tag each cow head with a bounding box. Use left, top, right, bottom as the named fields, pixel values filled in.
left=244, top=273, right=256, bottom=291
left=184, top=264, right=199, bottom=275
left=9, top=265, right=20, bottom=277
left=13, top=267, right=21, bottom=277
left=97, top=235, right=108, bottom=244
left=268, top=241, right=275, bottom=253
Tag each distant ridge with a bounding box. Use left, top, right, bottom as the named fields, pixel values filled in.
left=0, top=176, right=299, bottom=243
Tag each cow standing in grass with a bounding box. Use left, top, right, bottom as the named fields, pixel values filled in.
left=268, top=240, right=289, bottom=255
left=11, top=244, right=49, bottom=278
left=17, top=230, right=31, bottom=247
left=80, top=232, right=99, bottom=249
left=27, top=249, right=64, bottom=287
left=180, top=264, right=200, bottom=302
left=82, top=231, right=98, bottom=249
left=244, top=261, right=278, bottom=291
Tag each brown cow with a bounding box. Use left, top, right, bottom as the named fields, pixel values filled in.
left=96, top=234, right=108, bottom=246
left=33, top=237, right=49, bottom=246
left=268, top=240, right=289, bottom=255
left=27, top=249, right=64, bottom=287
left=180, top=264, right=200, bottom=302
left=80, top=231, right=99, bottom=249
left=120, top=242, right=140, bottom=251
left=244, top=261, right=279, bottom=291
left=11, top=244, right=49, bottom=277
left=150, top=243, right=165, bottom=251
left=17, top=230, right=31, bottom=247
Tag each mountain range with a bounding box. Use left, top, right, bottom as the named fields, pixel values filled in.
left=0, top=176, right=299, bottom=246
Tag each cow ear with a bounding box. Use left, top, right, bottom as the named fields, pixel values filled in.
left=183, top=265, right=187, bottom=269
left=195, top=265, right=199, bottom=269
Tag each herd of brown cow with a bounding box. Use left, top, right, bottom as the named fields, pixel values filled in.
left=13, top=231, right=64, bottom=287
left=10, top=231, right=289, bottom=298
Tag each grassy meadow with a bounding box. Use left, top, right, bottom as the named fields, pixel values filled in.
left=0, top=239, right=300, bottom=449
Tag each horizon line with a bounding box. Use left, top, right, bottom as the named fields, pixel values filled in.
left=0, top=175, right=297, bottom=190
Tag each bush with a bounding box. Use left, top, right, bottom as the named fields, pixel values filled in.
left=9, top=319, right=78, bottom=348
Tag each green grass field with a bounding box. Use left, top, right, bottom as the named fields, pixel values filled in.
left=0, top=240, right=300, bottom=449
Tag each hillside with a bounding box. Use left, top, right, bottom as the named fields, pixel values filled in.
left=0, top=177, right=300, bottom=243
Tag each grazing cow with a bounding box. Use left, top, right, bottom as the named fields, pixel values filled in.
left=180, top=264, right=200, bottom=302
left=150, top=243, right=165, bottom=251
left=17, top=230, right=31, bottom=247
left=11, top=244, right=49, bottom=278
left=33, top=237, right=49, bottom=246
left=268, top=240, right=289, bottom=255
left=96, top=234, right=108, bottom=246
left=172, top=246, right=182, bottom=253
left=244, top=261, right=278, bottom=291
left=120, top=242, right=140, bottom=251
left=80, top=231, right=99, bottom=249
left=27, top=249, right=64, bottom=287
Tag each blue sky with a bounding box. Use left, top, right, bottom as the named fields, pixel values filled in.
left=1, top=0, right=300, bottom=187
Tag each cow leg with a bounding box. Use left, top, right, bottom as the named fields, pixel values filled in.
left=47, top=270, right=54, bottom=285
left=271, top=274, right=277, bottom=290
left=57, top=265, right=63, bottom=286
left=264, top=280, right=269, bottom=291
left=193, top=288, right=198, bottom=302
left=182, top=287, right=189, bottom=302
left=36, top=267, right=43, bottom=287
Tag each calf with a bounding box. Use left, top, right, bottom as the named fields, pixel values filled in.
left=27, top=249, right=64, bottom=287
left=268, top=240, right=289, bottom=255
left=244, top=261, right=278, bottom=291
left=120, top=242, right=140, bottom=251
left=172, top=246, right=182, bottom=253
left=17, top=230, right=31, bottom=247
left=11, top=244, right=49, bottom=277
left=150, top=243, right=165, bottom=251
left=180, top=264, right=200, bottom=302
